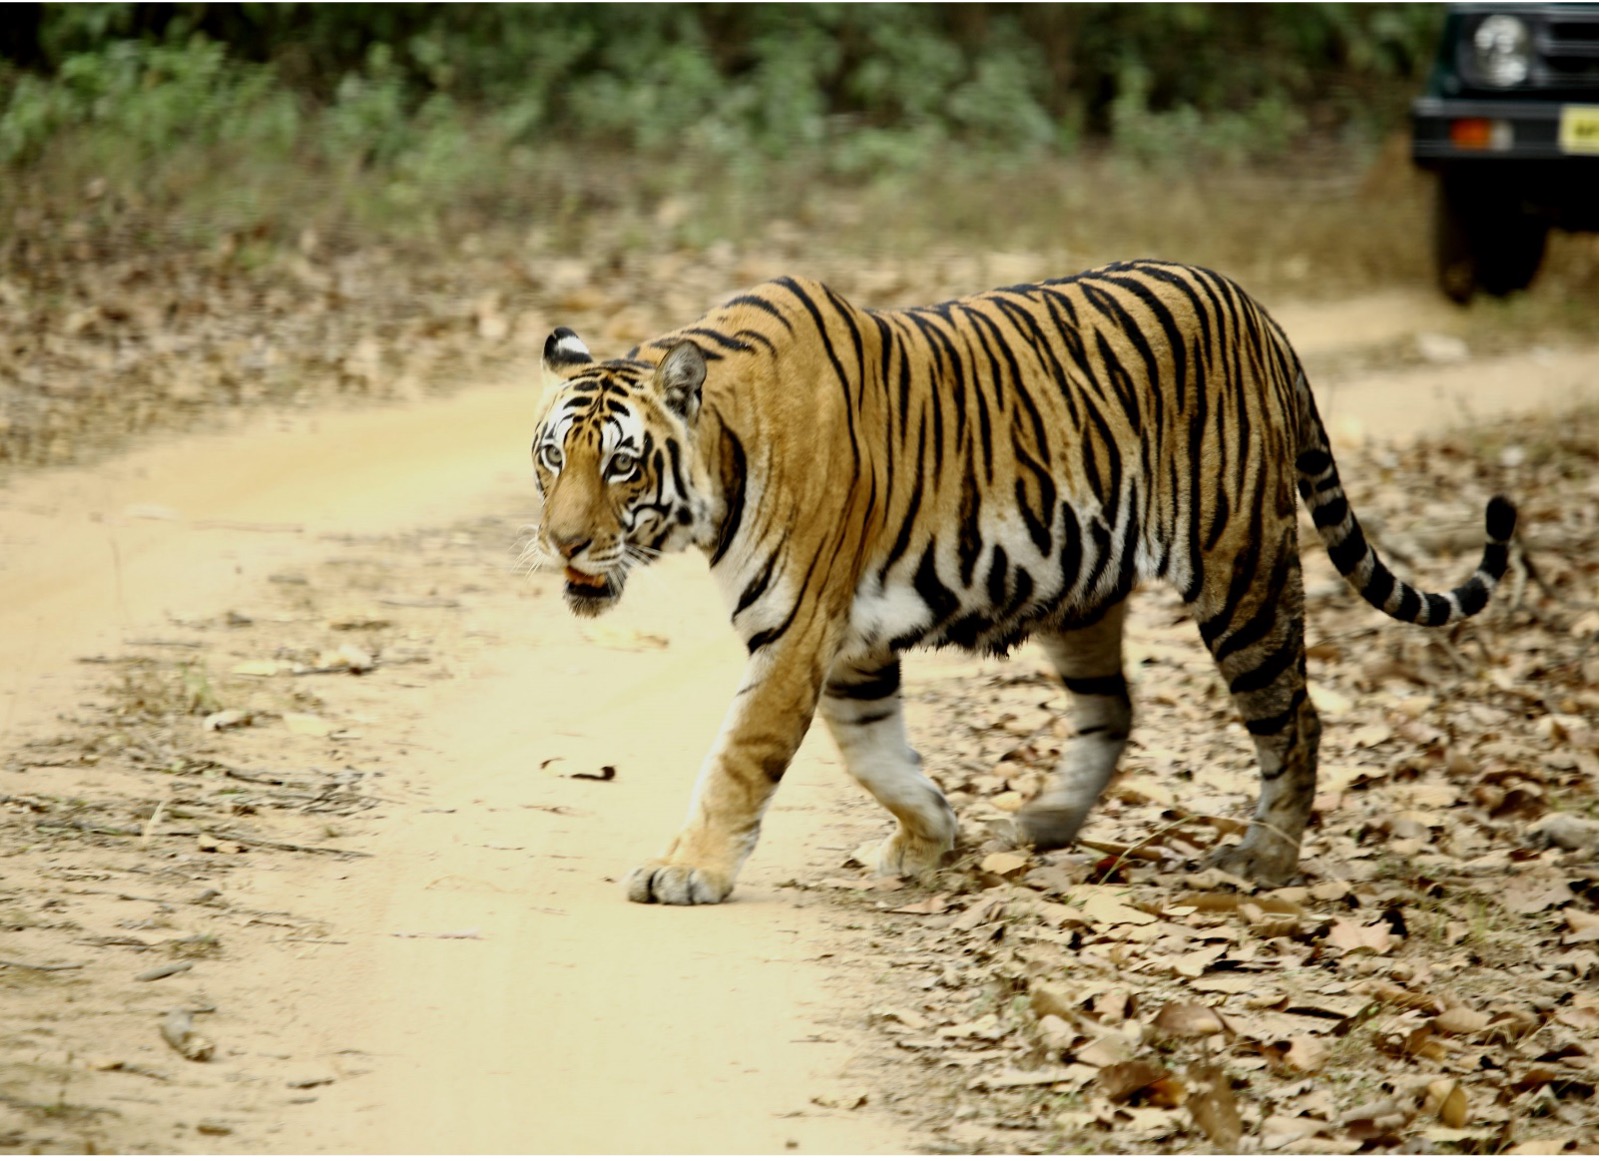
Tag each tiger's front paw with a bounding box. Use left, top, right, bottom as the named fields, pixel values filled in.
left=626, top=860, right=735, bottom=905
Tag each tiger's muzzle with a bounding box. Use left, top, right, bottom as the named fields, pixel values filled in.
left=561, top=562, right=623, bottom=617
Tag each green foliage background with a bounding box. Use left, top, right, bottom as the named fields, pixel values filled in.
left=3, top=2, right=1442, bottom=170
left=0, top=2, right=1475, bottom=273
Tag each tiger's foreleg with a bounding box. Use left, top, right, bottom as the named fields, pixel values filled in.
left=1017, top=602, right=1132, bottom=850
left=819, top=654, right=957, bottom=878
left=627, top=640, right=826, bottom=905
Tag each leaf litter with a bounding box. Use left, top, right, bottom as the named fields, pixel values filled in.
left=804, top=407, right=1597, bottom=1155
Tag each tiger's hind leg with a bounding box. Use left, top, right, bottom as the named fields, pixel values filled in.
left=819, top=654, right=957, bottom=879
left=1192, top=527, right=1322, bottom=885
left=1017, top=601, right=1132, bottom=850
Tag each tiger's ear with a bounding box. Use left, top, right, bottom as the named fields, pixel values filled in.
left=654, top=340, right=706, bottom=425
left=543, top=327, right=592, bottom=376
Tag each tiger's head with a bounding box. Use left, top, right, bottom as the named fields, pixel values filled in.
left=528, top=328, right=715, bottom=617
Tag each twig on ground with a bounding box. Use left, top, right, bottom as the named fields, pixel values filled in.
left=138, top=796, right=169, bottom=849
left=206, top=829, right=372, bottom=859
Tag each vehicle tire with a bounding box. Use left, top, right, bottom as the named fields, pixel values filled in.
left=1433, top=175, right=1548, bottom=302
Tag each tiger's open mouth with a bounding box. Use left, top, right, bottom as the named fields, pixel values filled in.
left=562, top=566, right=621, bottom=617
left=564, top=565, right=608, bottom=591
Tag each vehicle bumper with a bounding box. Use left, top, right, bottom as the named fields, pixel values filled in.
left=1413, top=96, right=1599, bottom=228
left=1411, top=96, right=1599, bottom=163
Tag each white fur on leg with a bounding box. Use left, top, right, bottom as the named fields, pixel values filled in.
left=821, top=678, right=956, bottom=880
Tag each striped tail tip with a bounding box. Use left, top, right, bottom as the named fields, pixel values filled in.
left=1486, top=495, right=1517, bottom=543
left=1440, top=494, right=1518, bottom=621
left=1322, top=492, right=1518, bottom=627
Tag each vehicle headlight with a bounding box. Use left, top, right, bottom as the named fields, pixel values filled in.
left=1471, top=14, right=1533, bottom=87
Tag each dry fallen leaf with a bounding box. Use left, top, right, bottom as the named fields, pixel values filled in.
left=942, top=1015, right=1006, bottom=1041
left=1190, top=975, right=1273, bottom=997
left=990, top=790, right=1025, bottom=812
left=1035, top=1013, right=1076, bottom=1054
left=873, top=1007, right=930, bottom=1030
left=1432, top=1007, right=1491, bottom=1036
left=979, top=851, right=1030, bottom=879
left=195, top=834, right=246, bottom=855
left=888, top=894, right=952, bottom=915
left=1186, top=1064, right=1242, bottom=1149
left=1099, top=1060, right=1174, bottom=1103
left=1168, top=945, right=1222, bottom=979
left=948, top=895, right=1004, bottom=931
left=1340, top=1096, right=1412, bottom=1139
left=1421, top=1078, right=1468, bottom=1128
left=809, top=1090, right=868, bottom=1110
left=1076, top=1035, right=1135, bottom=1068
left=1075, top=887, right=1158, bottom=926
left=1504, top=875, right=1578, bottom=915
left=1325, top=917, right=1395, bottom=955
left=1260, top=1114, right=1332, bottom=1149
left=970, top=1066, right=1097, bottom=1092
left=1280, top=1036, right=1331, bottom=1073
left=1151, top=1001, right=1226, bottom=1038
left=817, top=877, right=879, bottom=891
left=1351, top=722, right=1391, bottom=748
left=1029, top=982, right=1081, bottom=1023
left=1172, top=891, right=1244, bottom=913
left=1307, top=682, right=1353, bottom=715
left=1393, top=1024, right=1451, bottom=1062
left=1553, top=1005, right=1599, bottom=1032
left=1560, top=908, right=1600, bottom=942
left=1119, top=1105, right=1186, bottom=1141
left=1507, top=1139, right=1575, bottom=1156
left=202, top=708, right=252, bottom=731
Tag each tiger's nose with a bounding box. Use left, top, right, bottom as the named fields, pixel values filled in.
left=548, top=531, right=592, bottom=560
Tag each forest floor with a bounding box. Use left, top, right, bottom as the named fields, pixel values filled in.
left=0, top=166, right=1597, bottom=1153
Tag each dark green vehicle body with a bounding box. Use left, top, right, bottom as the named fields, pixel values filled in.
left=1411, top=4, right=1599, bottom=300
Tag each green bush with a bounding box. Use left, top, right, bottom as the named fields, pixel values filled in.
left=0, top=36, right=297, bottom=166
left=0, top=4, right=1449, bottom=246
left=4, top=4, right=1446, bottom=167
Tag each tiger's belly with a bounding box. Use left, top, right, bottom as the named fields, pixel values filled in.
left=846, top=504, right=1141, bottom=657
left=847, top=571, right=1050, bottom=657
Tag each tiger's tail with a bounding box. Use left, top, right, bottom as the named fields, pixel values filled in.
left=1291, top=369, right=1517, bottom=627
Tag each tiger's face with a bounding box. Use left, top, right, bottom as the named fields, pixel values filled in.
left=529, top=328, right=712, bottom=617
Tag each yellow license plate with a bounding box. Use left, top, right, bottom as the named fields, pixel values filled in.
left=1560, top=105, right=1599, bottom=154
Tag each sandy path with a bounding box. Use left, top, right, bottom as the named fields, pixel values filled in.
left=0, top=381, right=910, bottom=1152
left=0, top=389, right=536, bottom=736
left=0, top=288, right=1594, bottom=1152
left=271, top=558, right=902, bottom=1152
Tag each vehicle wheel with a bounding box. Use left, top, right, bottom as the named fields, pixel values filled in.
left=1434, top=176, right=1549, bottom=302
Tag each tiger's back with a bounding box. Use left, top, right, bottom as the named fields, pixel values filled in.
left=531, top=260, right=1514, bottom=904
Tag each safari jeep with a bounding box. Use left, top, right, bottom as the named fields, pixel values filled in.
left=1411, top=3, right=1599, bottom=301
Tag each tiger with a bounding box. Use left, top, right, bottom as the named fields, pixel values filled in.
left=526, top=259, right=1516, bottom=905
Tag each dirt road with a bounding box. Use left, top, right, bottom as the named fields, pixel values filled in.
left=0, top=288, right=1595, bottom=1152
left=0, top=388, right=912, bottom=1151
